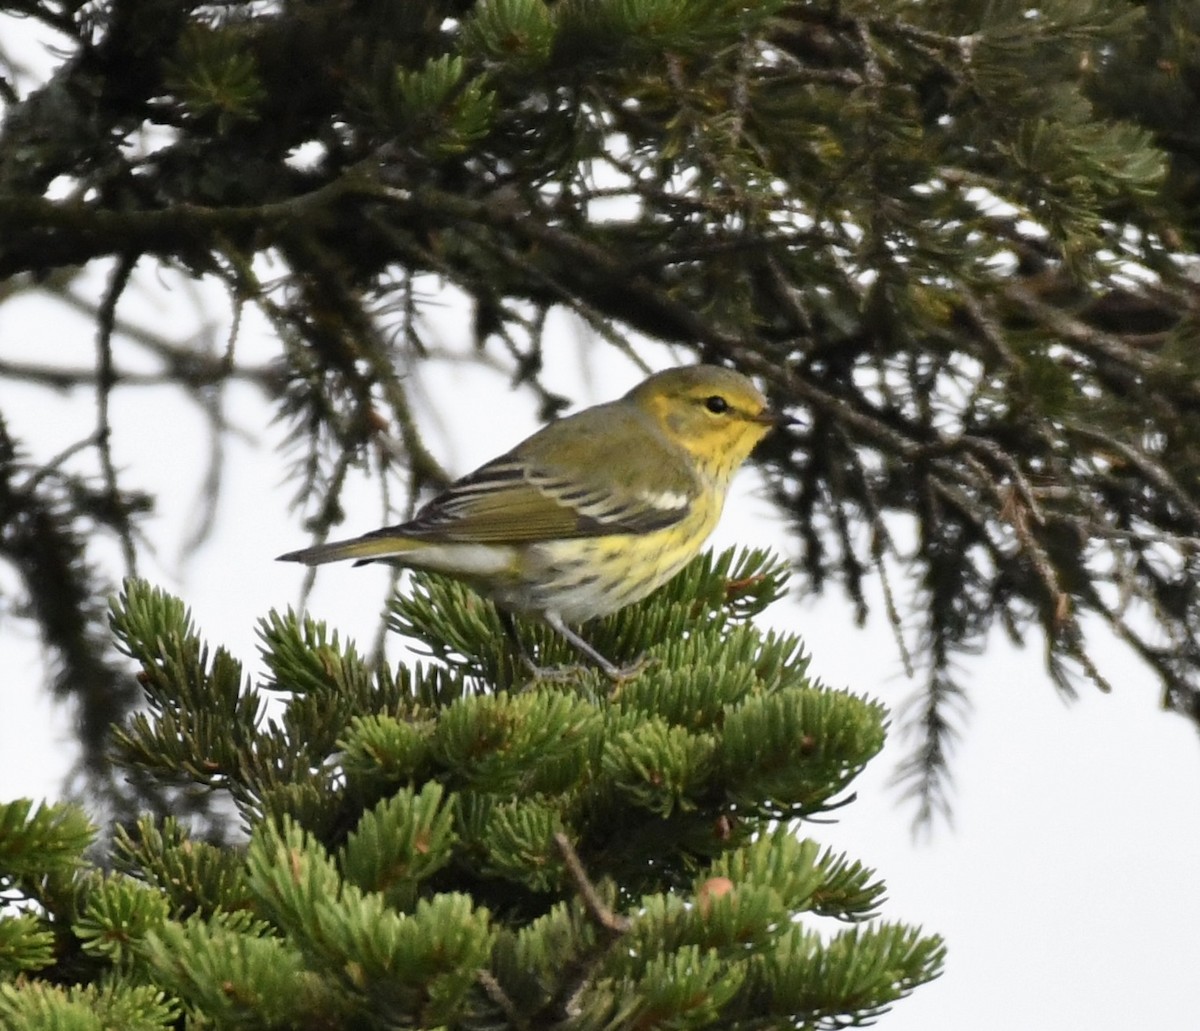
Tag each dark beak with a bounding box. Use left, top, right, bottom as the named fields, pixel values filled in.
left=752, top=407, right=797, bottom=429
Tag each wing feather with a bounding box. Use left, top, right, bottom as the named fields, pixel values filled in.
left=363, top=404, right=700, bottom=546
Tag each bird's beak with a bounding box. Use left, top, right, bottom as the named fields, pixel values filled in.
left=751, top=407, right=796, bottom=429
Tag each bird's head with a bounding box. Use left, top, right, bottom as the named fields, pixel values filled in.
left=627, top=365, right=791, bottom=481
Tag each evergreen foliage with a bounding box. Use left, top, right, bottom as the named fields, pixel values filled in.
left=3, top=0, right=1200, bottom=822
left=0, top=549, right=942, bottom=1027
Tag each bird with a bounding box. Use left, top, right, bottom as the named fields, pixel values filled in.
left=278, top=364, right=790, bottom=678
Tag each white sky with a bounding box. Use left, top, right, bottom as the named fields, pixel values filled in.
left=2, top=270, right=1198, bottom=1031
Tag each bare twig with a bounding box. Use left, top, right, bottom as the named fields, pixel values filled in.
left=95, top=253, right=139, bottom=574
left=553, top=832, right=630, bottom=937
left=476, top=969, right=525, bottom=1029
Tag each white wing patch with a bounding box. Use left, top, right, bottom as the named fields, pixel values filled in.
left=638, top=488, right=691, bottom=511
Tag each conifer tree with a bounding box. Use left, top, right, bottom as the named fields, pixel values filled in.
left=0, top=549, right=943, bottom=1028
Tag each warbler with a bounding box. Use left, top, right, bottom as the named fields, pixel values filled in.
left=279, top=365, right=789, bottom=677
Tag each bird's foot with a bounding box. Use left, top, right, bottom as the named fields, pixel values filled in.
left=518, top=655, right=591, bottom=683
left=501, top=611, right=653, bottom=689
left=517, top=652, right=654, bottom=689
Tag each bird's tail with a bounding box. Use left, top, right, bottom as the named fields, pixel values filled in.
left=277, top=533, right=421, bottom=566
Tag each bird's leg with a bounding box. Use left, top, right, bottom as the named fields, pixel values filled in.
left=499, top=610, right=648, bottom=683
left=543, top=612, right=649, bottom=683
left=497, top=610, right=545, bottom=674
left=497, top=610, right=579, bottom=682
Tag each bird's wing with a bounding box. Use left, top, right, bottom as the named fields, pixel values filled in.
left=374, top=405, right=700, bottom=545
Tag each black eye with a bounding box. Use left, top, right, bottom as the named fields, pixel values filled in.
left=704, top=395, right=730, bottom=414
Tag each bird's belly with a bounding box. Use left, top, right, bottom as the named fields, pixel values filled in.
left=507, top=528, right=709, bottom=624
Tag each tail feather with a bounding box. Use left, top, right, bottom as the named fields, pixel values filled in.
left=277, top=534, right=420, bottom=566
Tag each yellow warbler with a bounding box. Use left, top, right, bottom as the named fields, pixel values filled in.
left=279, top=365, right=789, bottom=676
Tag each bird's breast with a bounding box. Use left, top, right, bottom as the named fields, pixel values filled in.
left=506, top=498, right=724, bottom=623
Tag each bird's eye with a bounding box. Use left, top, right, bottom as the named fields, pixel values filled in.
left=704, top=395, right=730, bottom=415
